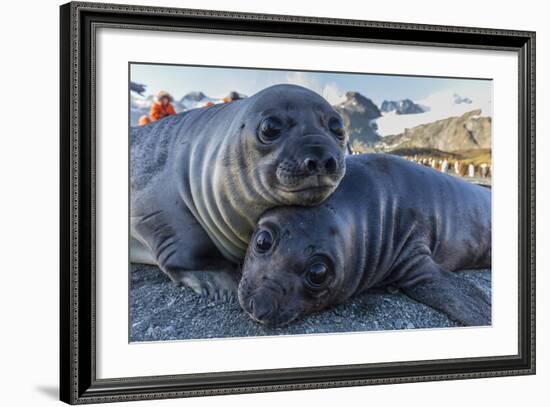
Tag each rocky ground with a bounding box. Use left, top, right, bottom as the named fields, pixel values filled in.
left=130, top=264, right=491, bottom=342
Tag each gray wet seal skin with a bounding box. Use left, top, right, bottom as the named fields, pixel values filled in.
left=239, top=154, right=491, bottom=326
left=130, top=84, right=347, bottom=299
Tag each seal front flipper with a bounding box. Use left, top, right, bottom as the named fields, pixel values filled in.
left=131, top=205, right=241, bottom=302
left=399, top=256, right=491, bottom=326
left=168, top=268, right=241, bottom=302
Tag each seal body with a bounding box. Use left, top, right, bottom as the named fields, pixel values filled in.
left=239, top=154, right=491, bottom=326
left=130, top=84, right=347, bottom=297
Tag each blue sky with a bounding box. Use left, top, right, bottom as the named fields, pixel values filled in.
left=130, top=63, right=491, bottom=107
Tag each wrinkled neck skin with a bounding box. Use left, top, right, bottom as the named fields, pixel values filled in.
left=327, top=168, right=411, bottom=305
left=175, top=104, right=280, bottom=264
left=327, top=208, right=380, bottom=307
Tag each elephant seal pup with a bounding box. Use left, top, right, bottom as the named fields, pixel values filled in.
left=130, top=84, right=347, bottom=299
left=239, top=154, right=491, bottom=326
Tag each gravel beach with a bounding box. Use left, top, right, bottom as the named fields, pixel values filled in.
left=130, top=263, right=491, bottom=342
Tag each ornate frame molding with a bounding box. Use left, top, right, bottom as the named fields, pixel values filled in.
left=60, top=2, right=535, bottom=404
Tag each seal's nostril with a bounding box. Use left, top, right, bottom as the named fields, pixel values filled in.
left=304, top=158, right=318, bottom=173
left=252, top=298, right=278, bottom=321
left=324, top=157, right=337, bottom=174
left=248, top=298, right=255, bottom=313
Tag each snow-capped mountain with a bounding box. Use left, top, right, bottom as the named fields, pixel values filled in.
left=374, top=109, right=491, bottom=153
left=332, top=89, right=491, bottom=153
left=376, top=91, right=491, bottom=137
left=179, top=91, right=222, bottom=110
left=380, top=99, right=425, bottom=115
left=181, top=91, right=207, bottom=102
left=130, top=93, right=154, bottom=126
left=337, top=91, right=381, bottom=119
left=453, top=93, right=473, bottom=105
left=131, top=94, right=155, bottom=109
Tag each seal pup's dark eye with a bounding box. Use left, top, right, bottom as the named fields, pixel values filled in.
left=258, top=116, right=284, bottom=143
left=255, top=230, right=274, bottom=253
left=328, top=117, right=345, bottom=140
left=305, top=262, right=330, bottom=290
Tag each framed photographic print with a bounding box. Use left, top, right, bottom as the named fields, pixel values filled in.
left=60, top=1, right=536, bottom=404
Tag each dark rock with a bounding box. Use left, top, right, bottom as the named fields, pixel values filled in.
left=338, top=91, right=382, bottom=119
left=335, top=91, right=382, bottom=148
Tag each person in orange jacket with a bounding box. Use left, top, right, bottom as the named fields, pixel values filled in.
left=137, top=91, right=177, bottom=126
left=150, top=90, right=176, bottom=121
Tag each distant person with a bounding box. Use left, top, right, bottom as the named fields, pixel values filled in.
left=150, top=90, right=176, bottom=121
left=138, top=90, right=176, bottom=126
left=138, top=115, right=151, bottom=126
left=223, top=91, right=242, bottom=103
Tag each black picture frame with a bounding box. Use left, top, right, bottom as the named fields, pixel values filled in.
left=60, top=1, right=536, bottom=404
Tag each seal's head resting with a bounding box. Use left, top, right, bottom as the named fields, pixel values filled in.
left=238, top=84, right=347, bottom=206
left=238, top=205, right=349, bottom=326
